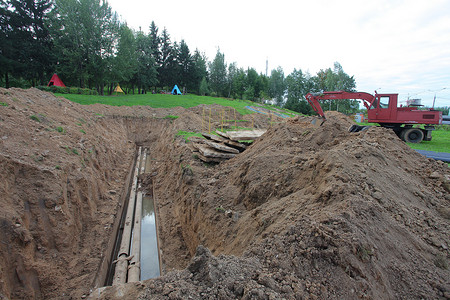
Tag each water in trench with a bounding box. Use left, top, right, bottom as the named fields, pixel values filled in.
left=140, top=194, right=160, bottom=280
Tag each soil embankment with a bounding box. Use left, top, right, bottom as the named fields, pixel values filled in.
left=0, top=88, right=448, bottom=299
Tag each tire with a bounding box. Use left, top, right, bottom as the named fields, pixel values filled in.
left=348, top=125, right=358, bottom=132
left=402, top=128, right=424, bottom=143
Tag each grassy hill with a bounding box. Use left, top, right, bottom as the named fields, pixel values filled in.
left=57, top=93, right=259, bottom=115
left=57, top=93, right=449, bottom=154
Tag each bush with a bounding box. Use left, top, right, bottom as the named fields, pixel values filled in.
left=37, top=85, right=98, bottom=95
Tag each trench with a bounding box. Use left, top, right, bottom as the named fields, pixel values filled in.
left=104, top=146, right=161, bottom=286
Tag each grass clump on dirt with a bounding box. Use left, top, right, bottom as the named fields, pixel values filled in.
left=0, top=101, right=8, bottom=106
left=65, top=146, right=79, bottom=155
left=30, top=114, right=41, bottom=122
left=176, top=130, right=204, bottom=142
left=164, top=115, right=179, bottom=120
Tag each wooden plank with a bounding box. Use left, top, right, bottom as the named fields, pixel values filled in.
left=192, top=143, right=203, bottom=151
left=215, top=131, right=229, bottom=139
left=195, top=144, right=236, bottom=159
left=220, top=129, right=267, bottom=141
left=189, top=137, right=206, bottom=144
left=204, top=140, right=239, bottom=154
left=202, top=133, right=225, bottom=142
left=223, top=140, right=247, bottom=151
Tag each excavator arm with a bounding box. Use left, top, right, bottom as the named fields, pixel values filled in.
left=305, top=91, right=376, bottom=119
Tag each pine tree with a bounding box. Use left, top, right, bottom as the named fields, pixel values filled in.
left=208, top=48, right=227, bottom=97
left=148, top=21, right=160, bottom=66
left=0, top=0, right=54, bottom=86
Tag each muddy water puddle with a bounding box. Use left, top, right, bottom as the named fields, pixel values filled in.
left=140, top=194, right=160, bottom=279
left=140, top=149, right=160, bottom=280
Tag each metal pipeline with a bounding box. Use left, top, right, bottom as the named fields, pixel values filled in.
left=128, top=187, right=143, bottom=282
left=112, top=146, right=142, bottom=285
left=128, top=149, right=147, bottom=282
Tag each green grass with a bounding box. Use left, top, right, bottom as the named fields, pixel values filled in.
left=30, top=115, right=41, bottom=122
left=56, top=93, right=256, bottom=115
left=176, top=130, right=204, bottom=142
left=164, top=115, right=179, bottom=120
left=407, top=130, right=450, bottom=153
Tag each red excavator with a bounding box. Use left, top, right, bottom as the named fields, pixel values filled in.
left=305, top=91, right=443, bottom=143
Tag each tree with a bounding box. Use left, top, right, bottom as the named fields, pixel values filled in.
left=158, top=27, right=175, bottom=88
left=268, top=67, right=286, bottom=106
left=0, top=0, right=16, bottom=87
left=112, top=24, right=138, bottom=92
left=226, top=62, right=237, bottom=98
left=245, top=68, right=264, bottom=101
left=191, top=49, right=208, bottom=94
left=178, top=39, right=193, bottom=91
left=51, top=0, right=118, bottom=90
left=311, top=62, right=357, bottom=114
left=285, top=68, right=311, bottom=114
left=133, top=29, right=158, bottom=93
left=208, top=48, right=227, bottom=97
left=199, top=76, right=209, bottom=96
left=232, top=67, right=246, bottom=99
left=148, top=21, right=160, bottom=66
left=0, top=0, right=54, bottom=86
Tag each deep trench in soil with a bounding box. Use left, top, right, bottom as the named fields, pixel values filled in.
left=1, top=88, right=449, bottom=300
left=105, top=146, right=161, bottom=286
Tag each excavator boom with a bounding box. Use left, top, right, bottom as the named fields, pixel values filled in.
left=305, top=91, right=376, bottom=119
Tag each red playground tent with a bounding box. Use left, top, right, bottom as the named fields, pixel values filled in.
left=47, top=73, right=66, bottom=87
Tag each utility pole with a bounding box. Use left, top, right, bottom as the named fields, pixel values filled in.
left=265, top=58, right=268, bottom=77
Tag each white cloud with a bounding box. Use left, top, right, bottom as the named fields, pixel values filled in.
left=107, top=0, right=450, bottom=107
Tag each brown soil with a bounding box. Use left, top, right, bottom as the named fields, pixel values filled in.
left=0, top=88, right=448, bottom=299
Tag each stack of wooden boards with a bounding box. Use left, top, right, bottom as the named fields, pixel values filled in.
left=190, top=129, right=266, bottom=163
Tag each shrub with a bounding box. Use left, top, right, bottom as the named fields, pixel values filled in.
left=37, top=85, right=98, bottom=95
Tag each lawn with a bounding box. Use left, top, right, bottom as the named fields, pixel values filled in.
left=56, top=93, right=258, bottom=115
left=407, top=129, right=450, bottom=153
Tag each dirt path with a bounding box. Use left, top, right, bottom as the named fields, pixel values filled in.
left=0, top=88, right=448, bottom=299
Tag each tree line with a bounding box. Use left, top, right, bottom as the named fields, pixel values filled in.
left=0, top=0, right=359, bottom=115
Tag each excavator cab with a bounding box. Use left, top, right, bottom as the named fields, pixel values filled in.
left=368, top=94, right=396, bottom=121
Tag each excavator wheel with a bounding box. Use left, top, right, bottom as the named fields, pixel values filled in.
left=348, top=125, right=371, bottom=133
left=401, top=128, right=424, bottom=143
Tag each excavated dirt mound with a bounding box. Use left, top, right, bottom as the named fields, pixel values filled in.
left=97, top=112, right=449, bottom=299
left=0, top=88, right=449, bottom=299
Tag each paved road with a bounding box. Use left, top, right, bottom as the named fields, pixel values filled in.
left=415, top=150, right=450, bottom=163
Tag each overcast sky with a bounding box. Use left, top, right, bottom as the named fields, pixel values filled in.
left=106, top=0, right=450, bottom=107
